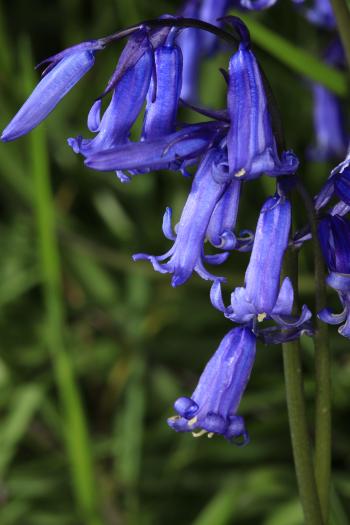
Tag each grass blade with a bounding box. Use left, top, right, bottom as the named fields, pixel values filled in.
left=19, top=36, right=102, bottom=525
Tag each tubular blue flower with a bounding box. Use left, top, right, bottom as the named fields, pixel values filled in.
left=318, top=214, right=350, bottom=337
left=167, top=326, right=256, bottom=443
left=315, top=150, right=350, bottom=210
left=308, top=84, right=347, bottom=161
left=244, top=195, right=291, bottom=312
left=177, top=0, right=202, bottom=102
left=308, top=40, right=347, bottom=162
left=141, top=39, right=182, bottom=140
left=84, top=121, right=227, bottom=174
left=198, top=0, right=231, bottom=53
left=206, top=179, right=254, bottom=250
left=133, top=147, right=231, bottom=286
left=68, top=50, right=153, bottom=157
left=211, top=194, right=311, bottom=328
left=226, top=20, right=299, bottom=180
left=177, top=0, right=229, bottom=101
left=1, top=41, right=103, bottom=142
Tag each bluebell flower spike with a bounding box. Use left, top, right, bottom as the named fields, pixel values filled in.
left=1, top=43, right=101, bottom=142
left=167, top=327, right=256, bottom=443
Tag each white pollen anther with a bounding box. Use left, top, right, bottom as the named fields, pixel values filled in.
left=207, top=433, right=214, bottom=439
left=257, top=312, right=267, bottom=322
left=188, top=416, right=198, bottom=426
left=235, top=168, right=246, bottom=178
left=192, top=429, right=207, bottom=438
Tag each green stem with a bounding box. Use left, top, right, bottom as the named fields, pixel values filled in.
left=331, top=0, right=350, bottom=71
left=296, top=181, right=331, bottom=523
left=282, top=248, right=324, bottom=525
left=282, top=339, right=324, bottom=525
left=21, top=41, right=102, bottom=525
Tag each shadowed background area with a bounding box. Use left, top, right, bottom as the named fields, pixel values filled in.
left=0, top=0, right=350, bottom=524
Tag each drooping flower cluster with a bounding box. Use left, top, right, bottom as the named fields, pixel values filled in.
left=2, top=6, right=340, bottom=446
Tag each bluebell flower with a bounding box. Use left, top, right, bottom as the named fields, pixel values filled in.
left=206, top=179, right=254, bottom=250
left=308, top=84, right=347, bottom=162
left=133, top=146, right=233, bottom=286
left=226, top=19, right=299, bottom=181
left=315, top=150, right=350, bottom=210
left=198, top=0, right=231, bottom=53
left=168, top=326, right=256, bottom=443
left=177, top=0, right=229, bottom=102
left=1, top=41, right=103, bottom=142
left=318, top=214, right=350, bottom=337
left=308, top=40, right=347, bottom=162
left=177, top=0, right=202, bottom=102
left=85, top=121, right=227, bottom=175
left=211, top=194, right=311, bottom=328
left=141, top=36, right=183, bottom=140
left=67, top=50, right=153, bottom=156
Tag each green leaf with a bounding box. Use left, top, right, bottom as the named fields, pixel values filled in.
left=0, top=384, right=43, bottom=476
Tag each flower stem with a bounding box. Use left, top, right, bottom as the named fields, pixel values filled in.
left=101, top=17, right=239, bottom=47
left=282, top=339, right=324, bottom=524
left=331, top=0, right=350, bottom=71
left=296, top=180, right=331, bottom=523
left=282, top=247, right=324, bottom=525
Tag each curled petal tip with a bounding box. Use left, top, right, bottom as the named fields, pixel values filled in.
left=171, top=273, right=188, bottom=287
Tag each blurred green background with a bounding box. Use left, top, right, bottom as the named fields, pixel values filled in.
left=0, top=0, right=350, bottom=524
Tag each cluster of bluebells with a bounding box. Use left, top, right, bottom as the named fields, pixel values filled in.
left=177, top=0, right=348, bottom=161
left=1, top=1, right=348, bottom=445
